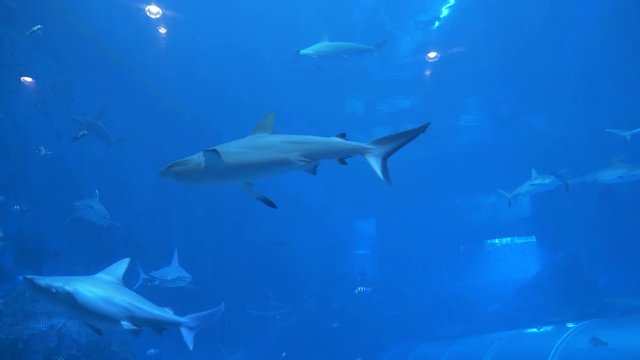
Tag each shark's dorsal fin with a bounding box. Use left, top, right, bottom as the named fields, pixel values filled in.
left=171, top=249, right=180, bottom=267
left=530, top=169, right=539, bottom=179
left=95, top=258, right=130, bottom=284
left=252, top=113, right=276, bottom=135
left=335, top=133, right=347, bottom=139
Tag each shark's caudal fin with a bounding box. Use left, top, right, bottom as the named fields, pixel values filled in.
left=364, top=122, right=430, bottom=184
left=180, top=302, right=225, bottom=351
left=134, top=262, right=148, bottom=289
left=605, top=129, right=631, bottom=143
left=498, top=190, right=513, bottom=207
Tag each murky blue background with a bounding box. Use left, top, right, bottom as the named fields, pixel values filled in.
left=1, top=0, right=639, bottom=358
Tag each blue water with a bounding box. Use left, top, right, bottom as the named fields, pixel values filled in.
left=1, top=0, right=639, bottom=359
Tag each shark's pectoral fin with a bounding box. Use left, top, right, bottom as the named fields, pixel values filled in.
left=337, top=158, right=348, bottom=166
left=291, top=156, right=314, bottom=166
left=121, top=321, right=143, bottom=336
left=290, top=156, right=319, bottom=175
left=244, top=183, right=278, bottom=209
left=84, top=321, right=104, bottom=337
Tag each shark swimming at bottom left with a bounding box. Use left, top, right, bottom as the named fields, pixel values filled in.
left=23, top=258, right=224, bottom=351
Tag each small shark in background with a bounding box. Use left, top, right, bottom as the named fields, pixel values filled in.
left=571, top=161, right=640, bottom=185
left=135, top=249, right=192, bottom=289
left=605, top=128, right=640, bottom=143
left=67, top=190, right=116, bottom=227
left=24, top=258, right=224, bottom=350
left=160, top=113, right=430, bottom=208
left=299, top=38, right=386, bottom=59
left=73, top=109, right=122, bottom=149
left=498, top=169, right=569, bottom=207
left=25, top=24, right=44, bottom=36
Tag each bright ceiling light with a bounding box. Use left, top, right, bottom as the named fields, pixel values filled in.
left=145, top=4, right=163, bottom=19
left=425, top=51, right=440, bottom=62
left=20, top=76, right=35, bottom=85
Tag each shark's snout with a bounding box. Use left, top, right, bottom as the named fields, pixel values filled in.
left=159, top=162, right=181, bottom=177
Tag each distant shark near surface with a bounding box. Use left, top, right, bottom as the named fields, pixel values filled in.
left=67, top=190, right=116, bottom=227
left=73, top=109, right=122, bottom=149
left=498, top=169, right=569, bottom=207
left=299, top=38, right=386, bottom=58
left=135, top=249, right=192, bottom=289
left=24, top=258, right=224, bottom=350
left=605, top=128, right=640, bottom=143
left=571, top=161, right=640, bottom=185
left=160, top=113, right=430, bottom=208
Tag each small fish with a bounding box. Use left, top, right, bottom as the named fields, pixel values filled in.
left=11, top=205, right=26, bottom=213
left=37, top=146, right=52, bottom=158
left=354, top=286, right=373, bottom=295
left=26, top=25, right=44, bottom=36
left=146, top=348, right=161, bottom=356
left=73, top=130, right=88, bottom=141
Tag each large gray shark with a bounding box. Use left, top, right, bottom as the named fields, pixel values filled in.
left=299, top=38, right=386, bottom=58
left=73, top=109, right=121, bottom=149
left=498, top=169, right=569, bottom=207
left=160, top=113, right=430, bottom=208
left=571, top=162, right=640, bottom=185
left=67, top=190, right=115, bottom=226
left=24, top=258, right=224, bottom=350
left=606, top=128, right=640, bottom=143
left=135, top=249, right=192, bottom=289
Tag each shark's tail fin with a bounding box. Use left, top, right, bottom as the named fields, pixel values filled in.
left=498, top=190, right=513, bottom=207
left=134, top=262, right=148, bottom=289
left=364, top=122, right=430, bottom=184
left=180, top=303, right=225, bottom=351
left=605, top=129, right=631, bottom=143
